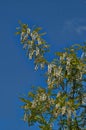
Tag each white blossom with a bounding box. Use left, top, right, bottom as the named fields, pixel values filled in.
left=53, top=68, right=58, bottom=76
left=27, top=28, right=30, bottom=34
left=34, top=64, right=38, bottom=70
left=40, top=63, right=44, bottom=69
left=77, top=65, right=81, bottom=70
left=66, top=57, right=71, bottom=65
left=47, top=76, right=51, bottom=85
left=48, top=64, right=52, bottom=74
left=30, top=41, right=34, bottom=45
left=57, top=92, right=61, bottom=98
left=29, top=52, right=33, bottom=59
left=50, top=123, right=54, bottom=128
left=23, top=44, right=27, bottom=49
left=31, top=32, right=38, bottom=40
left=24, top=113, right=28, bottom=121
left=48, top=64, right=55, bottom=74
left=60, top=52, right=67, bottom=61
left=62, top=106, right=66, bottom=115
left=39, top=93, right=47, bottom=101
left=55, top=103, right=60, bottom=109
left=44, top=45, right=48, bottom=48
left=21, top=32, right=25, bottom=40
left=56, top=66, right=62, bottom=77
left=23, top=34, right=28, bottom=41
left=36, top=47, right=40, bottom=56
left=66, top=66, right=71, bottom=75
left=38, top=38, right=42, bottom=45
left=31, top=100, right=37, bottom=108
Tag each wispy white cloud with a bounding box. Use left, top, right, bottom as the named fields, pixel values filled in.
left=75, top=26, right=86, bottom=34
left=63, top=18, right=86, bottom=35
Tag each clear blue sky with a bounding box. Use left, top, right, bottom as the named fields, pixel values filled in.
left=0, top=0, right=86, bottom=130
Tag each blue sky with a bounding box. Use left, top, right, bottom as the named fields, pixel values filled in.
left=0, top=0, right=86, bottom=130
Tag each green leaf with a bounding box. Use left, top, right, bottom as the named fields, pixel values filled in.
left=15, top=31, right=21, bottom=35
left=28, top=92, right=35, bottom=98
left=20, top=97, right=31, bottom=104
left=33, top=27, right=42, bottom=32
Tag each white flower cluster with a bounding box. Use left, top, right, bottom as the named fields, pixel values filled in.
left=21, top=28, right=31, bottom=41
left=76, top=65, right=83, bottom=80
left=55, top=103, right=60, bottom=109
left=37, top=37, right=42, bottom=45
left=53, top=103, right=61, bottom=117
left=66, top=57, right=71, bottom=66
left=36, top=47, right=40, bottom=56
left=30, top=92, right=48, bottom=109
left=53, top=105, right=66, bottom=117
left=39, top=93, right=47, bottom=101
left=34, top=64, right=38, bottom=70
left=47, top=63, right=56, bottom=87
left=29, top=49, right=35, bottom=59
left=31, top=100, right=37, bottom=108
left=34, top=62, right=45, bottom=71
left=54, top=66, right=62, bottom=77
left=47, top=51, right=86, bottom=88
left=19, top=26, right=49, bottom=71
left=48, top=63, right=55, bottom=74
left=56, top=92, right=61, bottom=98
left=24, top=113, right=28, bottom=121
left=60, top=52, right=67, bottom=61
left=31, top=31, right=38, bottom=40
left=47, top=63, right=63, bottom=88
left=27, top=28, right=30, bottom=34
left=66, top=57, right=72, bottom=76
left=65, top=54, right=85, bottom=81
left=61, top=106, right=66, bottom=115
left=40, top=62, right=45, bottom=69
left=29, top=46, right=40, bottom=61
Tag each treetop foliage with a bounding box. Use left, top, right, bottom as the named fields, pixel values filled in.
left=16, top=22, right=86, bottom=130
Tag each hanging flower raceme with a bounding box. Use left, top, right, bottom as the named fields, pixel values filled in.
left=16, top=22, right=49, bottom=70
left=47, top=47, right=86, bottom=91
left=47, top=62, right=63, bottom=89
